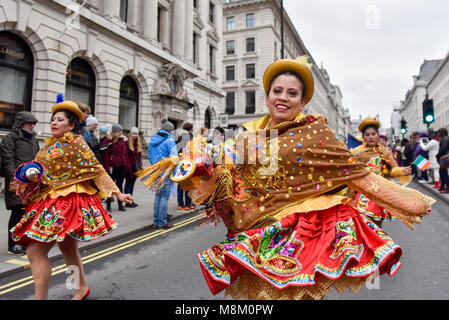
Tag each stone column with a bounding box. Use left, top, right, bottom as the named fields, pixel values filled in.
left=172, top=0, right=186, bottom=57
left=141, top=0, right=158, bottom=41
left=184, top=0, right=194, bottom=61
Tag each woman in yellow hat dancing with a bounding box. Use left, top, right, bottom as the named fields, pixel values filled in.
left=139, top=57, right=433, bottom=300
left=350, top=118, right=412, bottom=228
left=10, top=99, right=133, bottom=300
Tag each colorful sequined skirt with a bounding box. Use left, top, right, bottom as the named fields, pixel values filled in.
left=10, top=192, right=117, bottom=247
left=197, top=204, right=402, bottom=300
left=355, top=192, right=395, bottom=222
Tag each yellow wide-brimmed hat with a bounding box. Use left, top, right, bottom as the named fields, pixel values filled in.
left=52, top=101, right=84, bottom=122
left=263, top=56, right=315, bottom=104
left=358, top=117, right=380, bottom=132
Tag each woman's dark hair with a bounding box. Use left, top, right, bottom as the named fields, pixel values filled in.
left=183, top=122, right=193, bottom=132
left=51, top=109, right=81, bottom=133
left=362, top=125, right=379, bottom=135
left=438, top=127, right=448, bottom=137
left=214, top=127, right=225, bottom=135
left=268, top=71, right=306, bottom=100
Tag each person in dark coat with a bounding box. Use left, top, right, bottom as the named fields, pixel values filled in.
left=436, top=128, right=449, bottom=193
left=0, top=111, right=40, bottom=255
left=124, top=127, right=142, bottom=208
left=101, top=124, right=132, bottom=211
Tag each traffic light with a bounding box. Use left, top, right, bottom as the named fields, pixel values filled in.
left=422, top=97, right=434, bottom=125
left=400, top=119, right=407, bottom=135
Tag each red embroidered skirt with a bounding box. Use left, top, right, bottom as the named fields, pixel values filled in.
left=354, top=192, right=394, bottom=222
left=10, top=192, right=117, bottom=247
left=197, top=204, right=402, bottom=299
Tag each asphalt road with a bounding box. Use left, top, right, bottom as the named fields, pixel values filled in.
left=0, top=183, right=448, bottom=301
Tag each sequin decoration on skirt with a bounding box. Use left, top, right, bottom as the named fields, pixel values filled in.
left=197, top=204, right=402, bottom=300
left=10, top=192, right=117, bottom=247
left=354, top=192, right=395, bottom=222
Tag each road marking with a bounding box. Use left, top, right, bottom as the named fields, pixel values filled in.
left=0, top=213, right=206, bottom=296
left=5, top=259, right=29, bottom=267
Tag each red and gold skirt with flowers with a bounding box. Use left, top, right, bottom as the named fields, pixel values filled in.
left=197, top=204, right=402, bottom=300
left=10, top=192, right=117, bottom=247
left=354, top=192, right=395, bottom=222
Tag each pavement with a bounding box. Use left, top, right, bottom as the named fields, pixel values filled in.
left=0, top=176, right=447, bottom=279
left=0, top=178, right=203, bottom=278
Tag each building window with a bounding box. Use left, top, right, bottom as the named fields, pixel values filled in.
left=0, top=32, right=34, bottom=130
left=205, top=108, right=212, bottom=129
left=209, top=45, right=215, bottom=74
left=119, top=76, right=139, bottom=129
left=226, top=16, right=235, bottom=31
left=193, top=0, right=198, bottom=9
left=246, top=37, right=255, bottom=52
left=226, top=65, right=235, bottom=81
left=246, top=91, right=256, bottom=114
left=226, top=40, right=235, bottom=55
left=119, top=0, right=128, bottom=22
left=193, top=33, right=198, bottom=64
left=65, top=58, right=96, bottom=113
left=209, top=2, right=215, bottom=24
left=246, top=13, right=255, bottom=28
left=246, top=64, right=255, bottom=79
left=226, top=92, right=235, bottom=115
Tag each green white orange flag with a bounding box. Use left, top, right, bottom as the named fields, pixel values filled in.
left=413, top=155, right=431, bottom=171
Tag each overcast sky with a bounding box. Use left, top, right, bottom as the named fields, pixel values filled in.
left=283, top=0, right=449, bottom=128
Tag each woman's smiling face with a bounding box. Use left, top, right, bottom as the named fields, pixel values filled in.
left=266, top=74, right=306, bottom=127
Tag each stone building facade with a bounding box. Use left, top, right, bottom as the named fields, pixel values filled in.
left=0, top=0, right=225, bottom=142
left=222, top=0, right=351, bottom=140
left=399, top=59, right=443, bottom=137
left=426, top=52, right=449, bottom=132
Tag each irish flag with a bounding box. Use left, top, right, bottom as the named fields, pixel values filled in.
left=413, top=155, right=431, bottom=171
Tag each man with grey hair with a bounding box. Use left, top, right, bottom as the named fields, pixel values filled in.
left=0, top=111, right=40, bottom=255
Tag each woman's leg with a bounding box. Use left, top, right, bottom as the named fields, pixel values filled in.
left=26, top=241, right=55, bottom=300
left=58, top=236, right=89, bottom=300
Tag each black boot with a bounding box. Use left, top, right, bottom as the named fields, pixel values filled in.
left=106, top=198, right=112, bottom=211
left=118, top=201, right=127, bottom=212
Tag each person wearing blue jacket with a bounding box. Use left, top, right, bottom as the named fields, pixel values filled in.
left=148, top=119, right=177, bottom=229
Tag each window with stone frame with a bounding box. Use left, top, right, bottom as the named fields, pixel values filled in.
left=0, top=31, right=34, bottom=130
left=245, top=91, right=256, bottom=114
left=246, top=37, right=255, bottom=52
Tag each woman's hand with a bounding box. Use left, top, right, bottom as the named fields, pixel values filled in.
left=115, top=192, right=134, bottom=204
left=403, top=166, right=412, bottom=176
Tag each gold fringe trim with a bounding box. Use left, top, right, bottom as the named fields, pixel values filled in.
left=225, top=270, right=367, bottom=300
left=136, top=156, right=179, bottom=192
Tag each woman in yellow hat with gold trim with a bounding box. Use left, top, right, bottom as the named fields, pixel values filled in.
left=139, top=57, right=434, bottom=300
left=10, top=99, right=133, bottom=300
left=350, top=118, right=412, bottom=227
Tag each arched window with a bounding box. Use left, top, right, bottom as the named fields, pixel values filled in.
left=119, top=76, right=139, bottom=129
left=205, top=108, right=212, bottom=129
left=0, top=32, right=34, bottom=130
left=65, top=58, right=96, bottom=113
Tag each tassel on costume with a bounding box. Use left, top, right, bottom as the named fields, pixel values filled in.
left=136, top=156, right=179, bottom=192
